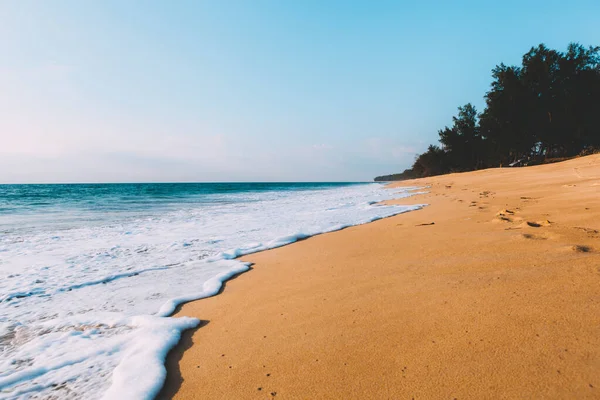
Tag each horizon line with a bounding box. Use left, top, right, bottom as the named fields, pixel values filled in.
left=0, top=180, right=378, bottom=185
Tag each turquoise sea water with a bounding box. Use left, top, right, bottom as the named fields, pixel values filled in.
left=0, top=182, right=423, bottom=399
left=0, top=183, right=361, bottom=231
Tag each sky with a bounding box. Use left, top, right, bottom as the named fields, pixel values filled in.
left=1, top=0, right=599, bottom=183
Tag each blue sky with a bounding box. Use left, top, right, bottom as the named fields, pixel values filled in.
left=1, top=0, right=599, bottom=183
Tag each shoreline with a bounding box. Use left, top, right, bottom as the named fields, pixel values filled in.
left=161, top=155, right=600, bottom=399
left=155, top=185, right=427, bottom=396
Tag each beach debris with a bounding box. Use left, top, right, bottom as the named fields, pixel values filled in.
left=416, top=222, right=435, bottom=226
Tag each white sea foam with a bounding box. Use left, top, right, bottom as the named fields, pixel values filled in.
left=0, top=183, right=425, bottom=399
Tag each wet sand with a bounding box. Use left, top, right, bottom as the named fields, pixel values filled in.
left=161, top=155, right=600, bottom=399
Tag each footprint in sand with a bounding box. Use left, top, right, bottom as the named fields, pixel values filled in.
left=493, top=209, right=521, bottom=223
left=526, top=220, right=552, bottom=228
left=522, top=233, right=547, bottom=240
left=573, top=227, right=600, bottom=238
left=558, top=244, right=594, bottom=253
left=498, top=209, right=515, bottom=215
left=572, top=245, right=593, bottom=253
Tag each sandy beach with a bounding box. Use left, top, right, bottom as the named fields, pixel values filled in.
left=161, top=155, right=600, bottom=399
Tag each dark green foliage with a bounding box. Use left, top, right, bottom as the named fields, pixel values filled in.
left=438, top=103, right=485, bottom=171
left=412, top=145, right=449, bottom=177
left=375, top=42, right=600, bottom=181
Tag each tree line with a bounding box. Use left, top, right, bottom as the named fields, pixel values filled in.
left=375, top=43, right=600, bottom=181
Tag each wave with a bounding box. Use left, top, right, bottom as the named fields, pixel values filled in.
left=0, top=183, right=426, bottom=399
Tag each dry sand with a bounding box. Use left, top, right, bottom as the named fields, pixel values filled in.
left=160, top=155, right=600, bottom=399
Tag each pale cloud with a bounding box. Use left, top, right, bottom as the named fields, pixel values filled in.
left=0, top=62, right=420, bottom=182
left=362, top=137, right=420, bottom=161
left=39, top=62, right=74, bottom=75
left=311, top=143, right=333, bottom=151
left=391, top=145, right=418, bottom=158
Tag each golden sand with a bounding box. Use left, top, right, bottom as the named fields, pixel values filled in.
left=160, top=155, right=600, bottom=399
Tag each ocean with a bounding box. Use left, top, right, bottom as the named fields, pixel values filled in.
left=0, top=182, right=423, bottom=399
